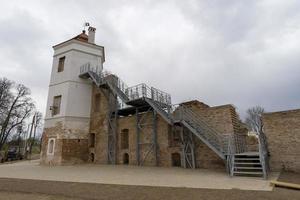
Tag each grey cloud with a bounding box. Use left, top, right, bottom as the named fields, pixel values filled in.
left=0, top=0, right=300, bottom=119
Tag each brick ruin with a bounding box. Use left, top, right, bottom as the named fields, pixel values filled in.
left=263, top=109, right=300, bottom=173
left=41, top=82, right=248, bottom=170
left=40, top=28, right=300, bottom=175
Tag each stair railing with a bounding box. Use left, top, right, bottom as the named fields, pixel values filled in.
left=225, top=134, right=235, bottom=176
left=174, top=105, right=226, bottom=155
left=258, top=132, right=269, bottom=179
left=79, top=63, right=172, bottom=109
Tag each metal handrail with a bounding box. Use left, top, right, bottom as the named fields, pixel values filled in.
left=79, top=64, right=172, bottom=108
left=258, top=132, right=269, bottom=179
left=174, top=104, right=226, bottom=154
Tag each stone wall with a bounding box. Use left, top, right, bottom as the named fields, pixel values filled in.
left=89, top=85, right=109, bottom=164
left=40, top=121, right=89, bottom=165
left=263, top=109, right=300, bottom=172
left=89, top=94, right=246, bottom=169
left=180, top=100, right=247, bottom=169
left=181, top=100, right=247, bottom=135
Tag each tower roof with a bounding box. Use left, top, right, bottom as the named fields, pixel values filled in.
left=52, top=30, right=102, bottom=49
left=73, top=30, right=89, bottom=43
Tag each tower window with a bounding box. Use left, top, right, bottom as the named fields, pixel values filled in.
left=121, top=129, right=129, bottom=149
left=52, top=95, right=62, bottom=116
left=58, top=56, right=65, bottom=72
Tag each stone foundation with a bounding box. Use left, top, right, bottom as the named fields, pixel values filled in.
left=40, top=119, right=89, bottom=165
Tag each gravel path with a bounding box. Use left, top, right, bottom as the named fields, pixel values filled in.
left=0, top=160, right=279, bottom=191
left=0, top=178, right=299, bottom=200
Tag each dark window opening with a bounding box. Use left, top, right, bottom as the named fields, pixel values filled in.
left=90, top=133, right=95, bottom=148
left=58, top=56, right=65, bottom=72
left=94, top=94, right=101, bottom=112
left=169, top=126, right=181, bottom=147
left=171, top=153, right=181, bottom=167
left=121, top=129, right=129, bottom=149
left=52, top=95, right=62, bottom=116
left=90, top=153, right=95, bottom=162
left=123, top=153, right=129, bottom=164
left=48, top=139, right=55, bottom=154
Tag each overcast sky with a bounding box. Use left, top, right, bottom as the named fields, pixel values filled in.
left=1, top=0, right=300, bottom=119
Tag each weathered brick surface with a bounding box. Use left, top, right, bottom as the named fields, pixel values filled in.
left=89, top=93, right=245, bottom=169
left=181, top=101, right=247, bottom=135
left=40, top=121, right=89, bottom=165
left=263, top=109, right=300, bottom=172
left=89, top=85, right=109, bottom=164
left=44, top=82, right=245, bottom=170
left=181, top=101, right=247, bottom=169
left=61, top=139, right=88, bottom=163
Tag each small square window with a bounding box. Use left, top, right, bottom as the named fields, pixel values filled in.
left=58, top=56, right=65, bottom=72
left=52, top=95, right=62, bottom=116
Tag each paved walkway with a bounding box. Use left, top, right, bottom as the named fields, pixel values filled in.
left=0, top=160, right=279, bottom=191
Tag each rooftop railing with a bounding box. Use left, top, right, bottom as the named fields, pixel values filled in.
left=79, top=63, right=172, bottom=108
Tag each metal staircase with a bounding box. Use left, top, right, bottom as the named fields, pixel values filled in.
left=174, top=105, right=227, bottom=159
left=226, top=133, right=268, bottom=178
left=80, top=64, right=226, bottom=159
left=232, top=153, right=264, bottom=177
left=79, top=63, right=268, bottom=178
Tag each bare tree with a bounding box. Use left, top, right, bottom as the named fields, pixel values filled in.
left=0, top=82, right=35, bottom=150
left=0, top=78, right=13, bottom=126
left=245, top=106, right=265, bottom=134
left=28, top=111, right=43, bottom=158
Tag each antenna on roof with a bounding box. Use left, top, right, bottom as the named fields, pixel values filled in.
left=83, top=22, right=90, bottom=31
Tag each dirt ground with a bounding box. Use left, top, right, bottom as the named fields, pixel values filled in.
left=0, top=160, right=278, bottom=191
left=0, top=191, right=82, bottom=200
left=0, top=177, right=299, bottom=200
left=277, top=171, right=300, bottom=184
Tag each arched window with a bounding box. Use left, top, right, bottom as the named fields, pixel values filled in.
left=47, top=138, right=55, bottom=155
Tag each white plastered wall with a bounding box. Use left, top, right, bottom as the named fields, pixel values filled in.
left=44, top=39, right=104, bottom=131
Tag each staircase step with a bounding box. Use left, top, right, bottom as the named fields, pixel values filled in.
left=235, top=158, right=260, bottom=161
left=234, top=162, right=262, bottom=165
left=233, top=171, right=263, bottom=175
left=234, top=166, right=263, bottom=170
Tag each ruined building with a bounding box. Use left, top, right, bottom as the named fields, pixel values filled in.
left=41, top=27, right=300, bottom=177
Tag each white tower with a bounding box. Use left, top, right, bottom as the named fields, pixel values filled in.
left=41, top=27, right=105, bottom=165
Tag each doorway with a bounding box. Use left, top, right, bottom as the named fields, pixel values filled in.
left=171, top=153, right=181, bottom=167
left=123, top=153, right=129, bottom=164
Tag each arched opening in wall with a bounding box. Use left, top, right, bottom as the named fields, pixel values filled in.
left=123, top=153, right=129, bottom=164
left=47, top=138, right=55, bottom=155
left=171, top=153, right=181, bottom=167
left=90, top=133, right=95, bottom=148
left=121, top=129, right=129, bottom=149
left=90, top=153, right=95, bottom=162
